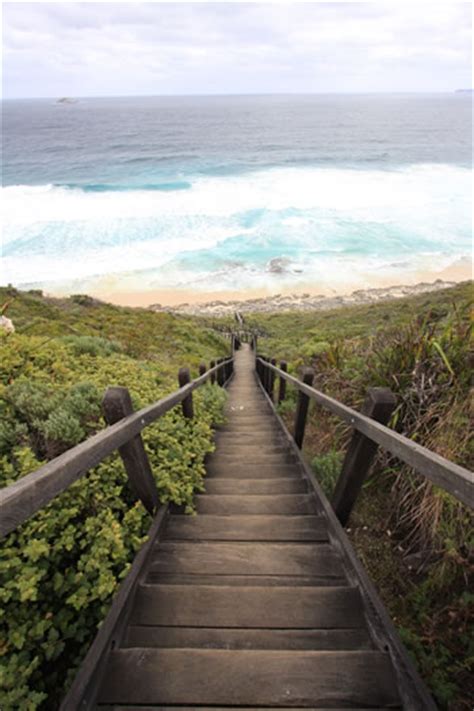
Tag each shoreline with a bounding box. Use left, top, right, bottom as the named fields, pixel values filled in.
left=86, top=260, right=471, bottom=312
left=8, top=263, right=471, bottom=317
left=84, top=261, right=471, bottom=315
left=146, top=278, right=470, bottom=316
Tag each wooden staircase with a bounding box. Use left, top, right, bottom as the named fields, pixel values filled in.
left=96, top=345, right=403, bottom=709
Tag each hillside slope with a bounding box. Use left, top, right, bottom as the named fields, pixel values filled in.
left=0, top=287, right=229, bottom=709
left=241, top=281, right=472, bottom=710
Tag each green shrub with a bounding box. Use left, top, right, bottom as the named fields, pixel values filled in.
left=61, top=336, right=122, bottom=357
left=0, top=292, right=229, bottom=709
left=3, top=380, right=102, bottom=459
left=311, top=450, right=343, bottom=497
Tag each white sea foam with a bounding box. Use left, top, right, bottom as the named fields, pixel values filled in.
left=1, top=164, right=471, bottom=291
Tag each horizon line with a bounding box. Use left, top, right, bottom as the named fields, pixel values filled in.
left=2, top=90, right=470, bottom=101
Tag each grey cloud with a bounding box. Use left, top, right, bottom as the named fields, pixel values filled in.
left=2, top=2, right=472, bottom=98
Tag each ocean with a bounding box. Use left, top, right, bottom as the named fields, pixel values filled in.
left=2, top=94, right=472, bottom=301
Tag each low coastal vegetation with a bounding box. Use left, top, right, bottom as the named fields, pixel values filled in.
left=0, top=282, right=471, bottom=709
left=0, top=287, right=229, bottom=709
left=241, top=281, right=472, bottom=710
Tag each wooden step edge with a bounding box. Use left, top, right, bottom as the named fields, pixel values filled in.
left=145, top=573, right=348, bottom=586
left=123, top=625, right=376, bottom=650
left=97, top=649, right=401, bottom=707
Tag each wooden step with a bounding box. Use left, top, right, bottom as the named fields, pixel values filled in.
left=100, top=709, right=399, bottom=711
left=124, top=625, right=374, bottom=650
left=146, top=572, right=347, bottom=586
left=217, top=421, right=283, bottom=429
left=98, top=649, right=401, bottom=707
left=220, top=420, right=281, bottom=427
left=205, top=463, right=300, bottom=478
left=214, top=434, right=286, bottom=446
left=215, top=446, right=291, bottom=457
left=203, top=478, right=307, bottom=494
left=165, top=514, right=325, bottom=541
left=207, top=450, right=297, bottom=463
left=130, top=584, right=365, bottom=628
left=195, top=494, right=316, bottom=515
left=216, top=426, right=283, bottom=438
left=150, top=541, right=343, bottom=577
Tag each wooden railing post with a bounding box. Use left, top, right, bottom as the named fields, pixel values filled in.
left=332, top=387, right=397, bottom=526
left=266, top=359, right=272, bottom=395
left=264, top=357, right=271, bottom=394
left=261, top=357, right=268, bottom=392
left=225, top=358, right=232, bottom=382
left=278, top=360, right=287, bottom=404
left=178, top=367, right=194, bottom=419
left=294, top=368, right=315, bottom=448
left=199, top=363, right=207, bottom=377
left=102, top=387, right=159, bottom=515
left=268, top=358, right=276, bottom=401
left=217, top=358, right=225, bottom=386
left=210, top=360, right=216, bottom=384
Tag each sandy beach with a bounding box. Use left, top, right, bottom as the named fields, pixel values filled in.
left=86, top=260, right=472, bottom=315
left=147, top=278, right=470, bottom=316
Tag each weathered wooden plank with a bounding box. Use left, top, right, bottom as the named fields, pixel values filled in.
left=102, top=387, right=159, bottom=515
left=217, top=426, right=283, bottom=434
left=203, top=478, right=308, bottom=494
left=195, top=493, right=317, bottom=515
left=178, top=367, right=194, bottom=419
left=145, top=571, right=347, bottom=586
left=268, top=357, right=277, bottom=400
left=101, top=706, right=397, bottom=710
left=206, top=452, right=298, bottom=467
left=294, top=367, right=315, bottom=449
left=97, top=649, right=401, bottom=707
left=214, top=445, right=291, bottom=456
left=278, top=360, right=288, bottom=403
left=205, top=463, right=300, bottom=478
left=214, top=432, right=285, bottom=444
left=332, top=387, right=397, bottom=526
left=150, top=541, right=342, bottom=576
left=260, top=358, right=473, bottom=508
left=166, top=513, right=325, bottom=541
left=130, top=584, right=365, bottom=628
left=124, top=625, right=374, bottom=650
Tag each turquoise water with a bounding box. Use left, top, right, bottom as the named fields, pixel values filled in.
left=2, top=94, right=472, bottom=295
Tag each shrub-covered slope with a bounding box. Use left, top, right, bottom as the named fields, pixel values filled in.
left=0, top=288, right=229, bottom=709
left=242, top=282, right=472, bottom=710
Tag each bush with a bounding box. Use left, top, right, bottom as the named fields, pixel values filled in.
left=0, top=292, right=229, bottom=709
left=311, top=450, right=343, bottom=497
left=60, top=336, right=122, bottom=357
left=3, top=380, right=102, bottom=459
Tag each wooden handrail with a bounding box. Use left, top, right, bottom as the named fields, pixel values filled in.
left=256, top=357, right=474, bottom=509
left=0, top=357, right=234, bottom=539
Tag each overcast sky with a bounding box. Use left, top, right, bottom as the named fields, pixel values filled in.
left=3, top=2, right=472, bottom=98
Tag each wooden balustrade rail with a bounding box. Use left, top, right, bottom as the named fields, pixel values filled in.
left=0, top=357, right=234, bottom=539
left=256, top=356, right=473, bottom=514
